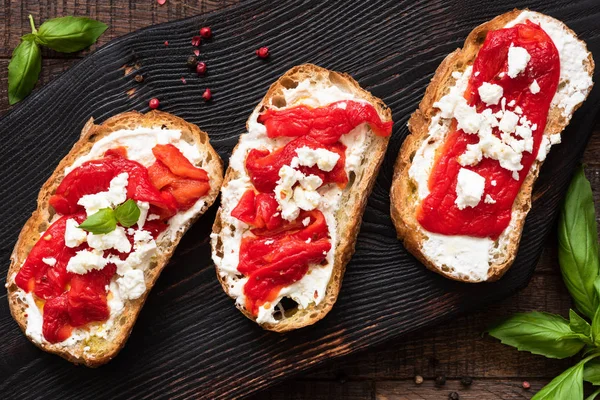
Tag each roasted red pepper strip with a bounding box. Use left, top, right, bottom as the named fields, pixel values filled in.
left=238, top=211, right=329, bottom=275
left=152, top=144, right=209, bottom=181
left=257, top=100, right=392, bottom=144
left=242, top=238, right=331, bottom=315
left=67, top=264, right=116, bottom=327
left=163, top=178, right=211, bottom=210
left=148, top=145, right=210, bottom=211
left=231, top=190, right=283, bottom=230
left=104, top=146, right=128, bottom=158
left=245, top=136, right=347, bottom=193
left=417, top=21, right=560, bottom=239
left=238, top=210, right=330, bottom=314
left=42, top=294, right=73, bottom=343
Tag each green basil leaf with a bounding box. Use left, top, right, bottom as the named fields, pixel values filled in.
left=488, top=312, right=586, bottom=359
left=36, top=16, right=107, bottom=53
left=558, top=166, right=600, bottom=319
left=584, top=360, right=600, bottom=385
left=78, top=208, right=117, bottom=234
left=114, top=199, right=140, bottom=228
left=570, top=309, right=592, bottom=336
left=532, top=362, right=584, bottom=400
left=587, top=389, right=600, bottom=400
left=7, top=38, right=41, bottom=105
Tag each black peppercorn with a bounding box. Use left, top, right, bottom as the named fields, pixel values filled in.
left=187, top=55, right=198, bottom=69
left=435, top=375, right=446, bottom=386
left=460, top=376, right=473, bottom=386
left=134, top=74, right=144, bottom=83
left=448, top=392, right=460, bottom=400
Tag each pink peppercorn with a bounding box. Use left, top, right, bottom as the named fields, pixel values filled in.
left=256, top=46, right=269, bottom=59
left=200, top=27, right=212, bottom=39
left=149, top=98, right=160, bottom=109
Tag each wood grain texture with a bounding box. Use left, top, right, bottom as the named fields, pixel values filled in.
left=1, top=0, right=599, bottom=399
left=374, top=379, right=546, bottom=399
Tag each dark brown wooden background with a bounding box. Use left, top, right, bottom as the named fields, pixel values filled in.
left=0, top=1, right=598, bottom=399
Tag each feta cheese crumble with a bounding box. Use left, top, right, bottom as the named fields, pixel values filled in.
left=530, top=79, right=541, bottom=94
left=275, top=165, right=324, bottom=221
left=64, top=218, right=87, bottom=248
left=42, top=257, right=57, bottom=267
left=66, top=249, right=108, bottom=274
left=291, top=146, right=340, bottom=172
left=455, top=168, right=485, bottom=210
left=484, top=194, right=497, bottom=204
left=498, top=111, right=520, bottom=134
left=478, top=82, right=504, bottom=105
left=87, top=226, right=132, bottom=253
left=507, top=45, right=531, bottom=78
left=116, top=269, right=146, bottom=300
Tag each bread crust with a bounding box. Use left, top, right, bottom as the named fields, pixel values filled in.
left=212, top=64, right=392, bottom=331
left=390, top=10, right=595, bottom=282
left=6, top=110, right=223, bottom=366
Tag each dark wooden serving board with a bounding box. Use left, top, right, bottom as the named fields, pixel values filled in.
left=1, top=0, right=599, bottom=398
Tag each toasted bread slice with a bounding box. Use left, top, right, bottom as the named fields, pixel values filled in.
left=6, top=110, right=223, bottom=366
left=211, top=64, right=392, bottom=331
left=390, top=10, right=594, bottom=282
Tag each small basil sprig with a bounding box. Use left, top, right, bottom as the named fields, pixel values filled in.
left=488, top=167, right=600, bottom=398
left=78, top=200, right=140, bottom=234
left=7, top=15, right=107, bottom=105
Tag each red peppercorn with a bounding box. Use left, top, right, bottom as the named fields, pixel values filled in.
left=191, top=36, right=201, bottom=47
left=149, top=98, right=160, bottom=109
left=196, top=62, right=207, bottom=76
left=256, top=46, right=269, bottom=59
left=202, top=89, right=212, bottom=102
left=522, top=381, right=530, bottom=390
left=194, top=49, right=200, bottom=57
left=200, top=27, right=212, bottom=39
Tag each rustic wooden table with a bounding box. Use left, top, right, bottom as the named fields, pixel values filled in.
left=1, top=1, right=598, bottom=399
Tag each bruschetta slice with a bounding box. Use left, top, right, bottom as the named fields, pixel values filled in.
left=391, top=10, right=594, bottom=282
left=211, top=64, right=393, bottom=331
left=6, top=110, right=223, bottom=366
